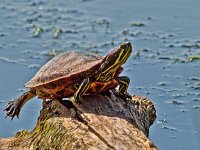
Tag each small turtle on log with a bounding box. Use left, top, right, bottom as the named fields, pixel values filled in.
left=5, top=42, right=132, bottom=119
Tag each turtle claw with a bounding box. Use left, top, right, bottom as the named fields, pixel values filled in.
left=124, top=93, right=132, bottom=100
left=4, top=99, right=20, bottom=120
left=119, top=93, right=132, bottom=102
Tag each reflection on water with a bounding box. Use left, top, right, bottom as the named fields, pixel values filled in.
left=0, top=0, right=200, bottom=149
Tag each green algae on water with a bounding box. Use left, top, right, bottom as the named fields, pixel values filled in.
left=33, top=26, right=43, bottom=37
left=187, top=56, right=200, bottom=62
left=53, top=27, right=63, bottom=39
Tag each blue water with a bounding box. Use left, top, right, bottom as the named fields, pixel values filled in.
left=0, top=0, right=200, bottom=149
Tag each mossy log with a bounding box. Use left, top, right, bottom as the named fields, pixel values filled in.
left=0, top=94, right=157, bottom=150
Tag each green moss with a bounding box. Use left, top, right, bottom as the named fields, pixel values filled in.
left=15, top=129, right=30, bottom=138
left=30, top=118, right=66, bottom=149
left=12, top=104, right=103, bottom=149
left=188, top=56, right=200, bottom=62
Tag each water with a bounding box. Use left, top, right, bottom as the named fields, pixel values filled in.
left=0, top=0, right=200, bottom=149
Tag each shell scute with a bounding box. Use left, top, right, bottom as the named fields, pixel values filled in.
left=26, top=52, right=103, bottom=88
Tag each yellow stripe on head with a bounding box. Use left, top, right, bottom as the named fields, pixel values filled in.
left=96, top=42, right=132, bottom=81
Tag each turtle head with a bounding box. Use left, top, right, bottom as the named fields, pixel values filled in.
left=112, top=42, right=132, bottom=65
left=103, top=42, right=132, bottom=68
left=96, top=42, right=132, bottom=81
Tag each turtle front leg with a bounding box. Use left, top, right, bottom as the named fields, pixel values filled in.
left=4, top=90, right=36, bottom=120
left=115, top=76, right=131, bottom=99
left=72, top=78, right=91, bottom=105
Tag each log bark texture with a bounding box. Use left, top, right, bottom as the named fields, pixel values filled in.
left=0, top=94, right=157, bottom=150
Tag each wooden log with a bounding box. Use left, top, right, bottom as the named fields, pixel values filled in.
left=0, top=94, right=157, bottom=150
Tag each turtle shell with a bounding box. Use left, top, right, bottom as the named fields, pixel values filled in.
left=25, top=51, right=103, bottom=88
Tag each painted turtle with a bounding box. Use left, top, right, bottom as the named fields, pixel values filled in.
left=5, top=42, right=132, bottom=119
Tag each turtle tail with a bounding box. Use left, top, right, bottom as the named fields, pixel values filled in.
left=4, top=89, right=36, bottom=120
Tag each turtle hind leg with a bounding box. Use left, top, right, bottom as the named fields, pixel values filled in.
left=4, top=90, right=36, bottom=120
left=115, top=76, right=131, bottom=100
left=57, top=99, right=77, bottom=110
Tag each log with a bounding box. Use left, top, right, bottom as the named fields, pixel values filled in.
left=0, top=94, right=157, bottom=150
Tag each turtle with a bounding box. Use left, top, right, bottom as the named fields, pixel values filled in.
left=5, top=42, right=132, bottom=119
